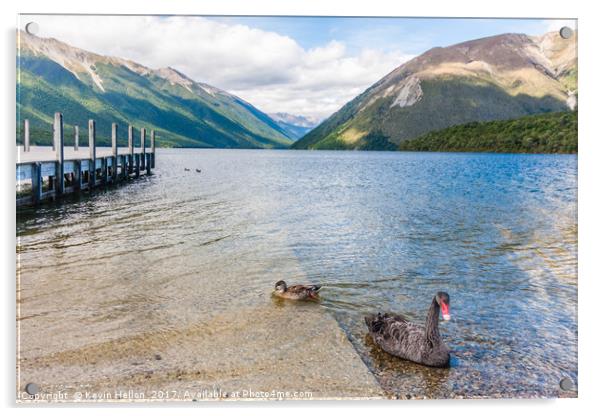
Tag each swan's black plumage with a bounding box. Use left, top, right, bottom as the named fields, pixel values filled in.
left=365, top=292, right=451, bottom=368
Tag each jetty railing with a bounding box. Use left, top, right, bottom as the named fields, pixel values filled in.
left=16, top=113, right=156, bottom=207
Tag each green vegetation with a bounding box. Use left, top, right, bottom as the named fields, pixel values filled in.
left=291, top=86, right=372, bottom=150
left=310, top=130, right=397, bottom=151
left=17, top=52, right=293, bottom=149
left=398, top=111, right=577, bottom=154
left=293, top=78, right=569, bottom=151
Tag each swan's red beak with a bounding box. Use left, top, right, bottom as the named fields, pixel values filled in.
left=440, top=302, right=451, bottom=321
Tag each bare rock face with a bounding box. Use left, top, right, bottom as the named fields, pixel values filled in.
left=390, top=76, right=423, bottom=109
left=534, top=30, right=578, bottom=76
left=153, top=67, right=195, bottom=92
left=372, top=31, right=576, bottom=105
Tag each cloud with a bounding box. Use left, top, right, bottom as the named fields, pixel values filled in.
left=23, top=15, right=412, bottom=119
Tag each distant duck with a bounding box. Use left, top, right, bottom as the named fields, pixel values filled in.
left=365, top=292, right=451, bottom=368
left=195, top=168, right=202, bottom=173
left=184, top=168, right=190, bottom=171
left=273, top=280, right=321, bottom=300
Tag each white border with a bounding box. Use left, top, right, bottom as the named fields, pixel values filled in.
left=2, top=1, right=600, bottom=415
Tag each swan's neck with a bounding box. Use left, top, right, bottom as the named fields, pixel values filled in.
left=425, top=297, right=441, bottom=345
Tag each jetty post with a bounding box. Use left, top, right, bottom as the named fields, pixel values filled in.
left=73, top=159, right=82, bottom=192
left=101, top=156, right=108, bottom=185
left=134, top=126, right=140, bottom=178
left=128, top=125, right=134, bottom=174
left=74, top=125, right=79, bottom=151
left=23, top=119, right=30, bottom=152
left=89, top=119, right=96, bottom=187
left=150, top=130, right=156, bottom=169
left=111, top=123, right=118, bottom=182
left=31, top=162, right=42, bottom=204
left=134, top=153, right=140, bottom=178
left=53, top=113, right=64, bottom=194
left=73, top=124, right=83, bottom=192
left=140, top=128, right=146, bottom=170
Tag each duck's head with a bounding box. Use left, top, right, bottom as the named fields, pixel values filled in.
left=435, top=292, right=451, bottom=321
left=274, top=280, right=287, bottom=293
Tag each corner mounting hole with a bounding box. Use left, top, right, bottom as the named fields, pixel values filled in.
left=25, top=382, right=39, bottom=395
left=559, top=377, right=574, bottom=391
left=25, top=22, right=39, bottom=35
left=559, top=26, right=574, bottom=39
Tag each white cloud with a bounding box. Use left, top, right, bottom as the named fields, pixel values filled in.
left=23, top=15, right=413, bottom=119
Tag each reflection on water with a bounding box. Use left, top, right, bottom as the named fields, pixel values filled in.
left=17, top=149, right=577, bottom=399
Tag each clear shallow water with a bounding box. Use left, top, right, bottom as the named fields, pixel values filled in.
left=17, top=149, right=577, bottom=399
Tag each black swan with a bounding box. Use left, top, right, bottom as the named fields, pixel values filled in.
left=365, top=292, right=451, bottom=368
left=273, top=280, right=321, bottom=300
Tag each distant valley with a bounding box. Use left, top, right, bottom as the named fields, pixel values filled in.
left=268, top=113, right=320, bottom=139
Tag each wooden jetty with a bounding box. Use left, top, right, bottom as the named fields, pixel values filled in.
left=16, top=113, right=156, bottom=207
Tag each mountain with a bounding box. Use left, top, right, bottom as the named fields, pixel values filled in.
left=292, top=31, right=577, bottom=150
left=16, top=31, right=293, bottom=148
left=268, top=112, right=320, bottom=139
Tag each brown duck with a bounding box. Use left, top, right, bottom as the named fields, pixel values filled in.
left=365, top=292, right=452, bottom=368
left=273, top=280, right=321, bottom=300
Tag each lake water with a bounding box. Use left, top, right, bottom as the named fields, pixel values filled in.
left=17, top=149, right=577, bottom=400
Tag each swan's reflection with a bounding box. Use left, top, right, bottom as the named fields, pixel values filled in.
left=363, top=333, right=452, bottom=398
